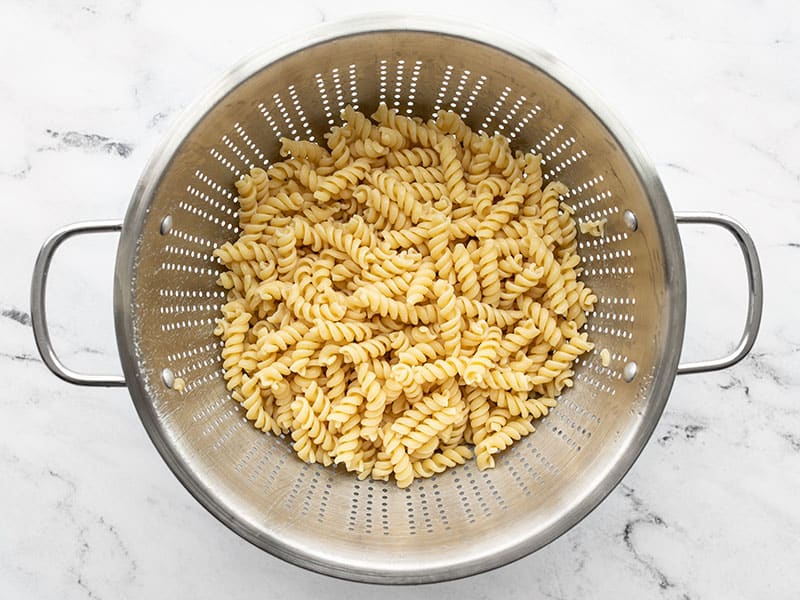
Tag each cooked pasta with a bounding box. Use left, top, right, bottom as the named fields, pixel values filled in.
left=600, top=348, right=611, bottom=367
left=580, top=217, right=608, bottom=237
left=213, top=103, right=596, bottom=487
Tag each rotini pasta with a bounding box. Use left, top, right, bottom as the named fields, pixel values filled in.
left=579, top=217, right=608, bottom=237
left=214, top=103, right=595, bottom=486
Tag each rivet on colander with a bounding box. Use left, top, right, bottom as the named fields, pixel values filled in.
left=623, top=210, right=638, bottom=231
left=159, top=215, right=173, bottom=235
left=622, top=361, right=638, bottom=382
left=161, top=367, right=175, bottom=388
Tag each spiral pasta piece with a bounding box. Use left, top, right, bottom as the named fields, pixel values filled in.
left=408, top=181, right=447, bottom=203
left=480, top=367, right=533, bottom=392
left=353, top=185, right=410, bottom=230
left=425, top=211, right=454, bottom=281
left=497, top=253, right=525, bottom=278
left=312, top=319, right=373, bottom=343
left=348, top=138, right=388, bottom=159
left=391, top=393, right=447, bottom=436
left=475, top=417, right=535, bottom=470
left=234, top=375, right=279, bottom=434
left=412, top=446, right=473, bottom=478
left=351, top=287, right=437, bottom=325
left=480, top=134, right=521, bottom=181
left=287, top=337, right=323, bottom=375
left=521, top=153, right=543, bottom=215
left=313, top=157, right=372, bottom=202
left=400, top=405, right=459, bottom=452
left=463, top=324, right=502, bottom=385
left=235, top=174, right=258, bottom=227
left=340, top=334, right=393, bottom=364
left=255, top=320, right=310, bottom=354
left=290, top=426, right=317, bottom=464
left=526, top=232, right=570, bottom=316
left=324, top=353, right=347, bottom=402
left=491, top=389, right=530, bottom=418
left=517, top=298, right=563, bottom=347
left=284, top=286, right=346, bottom=322
left=291, top=390, right=335, bottom=453
left=387, top=165, right=442, bottom=184
left=311, top=221, right=374, bottom=269
left=475, top=180, right=527, bottom=241
left=434, top=110, right=483, bottom=152
left=452, top=243, right=481, bottom=301
left=342, top=104, right=376, bottom=140
left=540, top=181, right=570, bottom=246
left=378, top=126, right=407, bottom=150
left=500, top=262, right=546, bottom=305
left=471, top=175, right=508, bottom=217
left=216, top=302, right=251, bottom=391
left=327, top=385, right=366, bottom=430
left=478, top=239, right=501, bottom=305
left=368, top=170, right=430, bottom=224
left=433, top=279, right=462, bottom=358
left=248, top=166, right=269, bottom=199
left=485, top=405, right=512, bottom=434
left=435, top=136, right=468, bottom=206
left=557, top=210, right=578, bottom=260
left=441, top=383, right=468, bottom=446
left=497, top=318, right=541, bottom=359
left=457, top=297, right=522, bottom=328
left=267, top=157, right=307, bottom=184
left=273, top=228, right=298, bottom=281
left=405, top=259, right=436, bottom=305
left=332, top=424, right=364, bottom=472
left=529, top=332, right=594, bottom=386
left=405, top=356, right=468, bottom=385
left=357, top=363, right=388, bottom=442
left=280, top=137, right=329, bottom=163
left=369, top=452, right=393, bottom=482
left=397, top=340, right=443, bottom=367
left=380, top=425, right=414, bottom=488
left=385, top=147, right=439, bottom=168
left=324, top=126, right=351, bottom=170
left=214, top=239, right=274, bottom=267
left=462, top=385, right=490, bottom=446
left=270, top=380, right=294, bottom=433
left=361, top=252, right=418, bottom=283
left=373, top=102, right=442, bottom=148
left=526, top=396, right=558, bottom=419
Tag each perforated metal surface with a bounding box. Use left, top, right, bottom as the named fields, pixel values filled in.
left=113, top=18, right=685, bottom=583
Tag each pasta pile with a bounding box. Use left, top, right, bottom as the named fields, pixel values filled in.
left=212, top=103, right=596, bottom=488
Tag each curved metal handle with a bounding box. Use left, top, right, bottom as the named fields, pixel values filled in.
left=675, top=212, right=763, bottom=375
left=30, top=220, right=126, bottom=387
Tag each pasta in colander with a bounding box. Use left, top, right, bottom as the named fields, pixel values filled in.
left=212, top=104, right=596, bottom=487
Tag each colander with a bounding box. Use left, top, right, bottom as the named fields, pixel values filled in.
left=30, top=16, right=763, bottom=584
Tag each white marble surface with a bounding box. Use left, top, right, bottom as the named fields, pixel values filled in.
left=1, top=0, right=799, bottom=597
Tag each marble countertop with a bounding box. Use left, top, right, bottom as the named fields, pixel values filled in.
left=2, top=0, right=798, bottom=597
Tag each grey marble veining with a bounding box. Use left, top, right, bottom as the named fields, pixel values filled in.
left=1, top=0, right=798, bottom=598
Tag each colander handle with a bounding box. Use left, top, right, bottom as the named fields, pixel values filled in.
left=30, top=220, right=126, bottom=387
left=674, top=212, right=763, bottom=375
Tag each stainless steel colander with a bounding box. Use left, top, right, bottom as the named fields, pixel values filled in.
left=30, top=16, right=763, bottom=584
